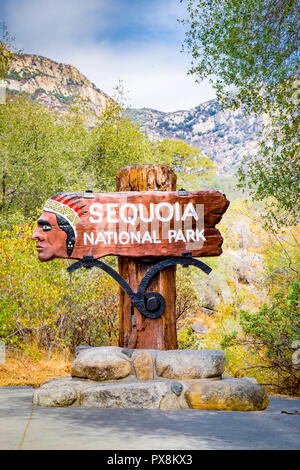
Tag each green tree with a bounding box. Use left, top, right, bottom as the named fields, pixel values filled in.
left=0, top=94, right=91, bottom=227
left=0, top=23, right=16, bottom=79
left=85, top=100, right=153, bottom=191
left=181, top=0, right=299, bottom=227
left=152, top=138, right=216, bottom=189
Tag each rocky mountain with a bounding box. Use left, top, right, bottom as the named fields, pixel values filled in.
left=126, top=102, right=262, bottom=173
left=4, top=53, right=110, bottom=119
left=5, top=53, right=262, bottom=173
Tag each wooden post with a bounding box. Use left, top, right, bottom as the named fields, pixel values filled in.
left=116, top=164, right=178, bottom=350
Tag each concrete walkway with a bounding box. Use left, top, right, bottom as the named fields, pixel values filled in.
left=0, top=386, right=299, bottom=450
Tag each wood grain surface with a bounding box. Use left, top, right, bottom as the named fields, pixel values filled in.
left=38, top=189, right=229, bottom=260
left=117, top=165, right=178, bottom=349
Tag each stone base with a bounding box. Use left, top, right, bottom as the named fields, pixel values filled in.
left=33, top=376, right=269, bottom=411
left=33, top=346, right=269, bottom=411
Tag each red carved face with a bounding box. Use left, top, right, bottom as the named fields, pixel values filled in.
left=32, top=211, right=67, bottom=261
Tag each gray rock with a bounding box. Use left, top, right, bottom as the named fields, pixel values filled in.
left=199, top=307, right=215, bottom=316
left=33, top=385, right=77, bottom=407
left=79, top=381, right=170, bottom=409
left=191, top=323, right=207, bottom=334
left=171, top=381, right=183, bottom=396
left=33, top=376, right=96, bottom=407
left=71, top=346, right=132, bottom=381
left=121, top=348, right=134, bottom=358
left=156, top=349, right=225, bottom=379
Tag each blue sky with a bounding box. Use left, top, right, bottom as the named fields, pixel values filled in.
left=1, top=0, right=215, bottom=111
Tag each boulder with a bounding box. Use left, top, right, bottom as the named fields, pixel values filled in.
left=156, top=349, right=225, bottom=379
left=79, top=381, right=169, bottom=409
left=185, top=377, right=269, bottom=411
left=191, top=323, right=207, bottom=335
left=34, top=386, right=77, bottom=407
left=33, top=377, right=83, bottom=407
left=132, top=351, right=154, bottom=380
left=71, top=346, right=132, bottom=381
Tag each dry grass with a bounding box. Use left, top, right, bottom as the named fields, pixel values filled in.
left=0, top=347, right=73, bottom=387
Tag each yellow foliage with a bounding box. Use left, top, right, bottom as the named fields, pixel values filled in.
left=0, top=224, right=119, bottom=351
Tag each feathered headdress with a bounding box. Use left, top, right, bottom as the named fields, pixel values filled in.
left=43, top=193, right=88, bottom=237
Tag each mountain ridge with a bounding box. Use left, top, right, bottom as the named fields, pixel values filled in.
left=5, top=52, right=261, bottom=172
left=4, top=52, right=111, bottom=119
left=125, top=101, right=262, bottom=173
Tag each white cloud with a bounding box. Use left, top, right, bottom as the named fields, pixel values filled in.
left=2, top=0, right=215, bottom=111
left=3, top=0, right=109, bottom=49
left=62, top=43, right=215, bottom=111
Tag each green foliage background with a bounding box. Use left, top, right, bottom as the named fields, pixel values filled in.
left=181, top=0, right=299, bottom=227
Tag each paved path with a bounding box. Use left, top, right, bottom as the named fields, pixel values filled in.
left=0, top=386, right=299, bottom=450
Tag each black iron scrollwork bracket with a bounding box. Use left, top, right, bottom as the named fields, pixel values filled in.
left=67, top=254, right=212, bottom=319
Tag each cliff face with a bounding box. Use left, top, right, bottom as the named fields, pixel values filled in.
left=126, top=101, right=262, bottom=173
left=4, top=53, right=110, bottom=116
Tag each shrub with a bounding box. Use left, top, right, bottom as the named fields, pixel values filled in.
left=6, top=69, right=22, bottom=80
left=177, top=325, right=199, bottom=349
left=0, top=224, right=119, bottom=354
left=176, top=266, right=201, bottom=321
left=35, top=87, right=46, bottom=94
left=53, top=92, right=74, bottom=104
left=221, top=282, right=300, bottom=395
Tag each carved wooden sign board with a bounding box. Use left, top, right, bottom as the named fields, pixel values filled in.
left=32, top=190, right=229, bottom=262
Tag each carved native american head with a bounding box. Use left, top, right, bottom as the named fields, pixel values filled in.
left=32, top=193, right=87, bottom=261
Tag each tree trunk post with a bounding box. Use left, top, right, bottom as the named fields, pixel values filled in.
left=116, top=164, right=178, bottom=350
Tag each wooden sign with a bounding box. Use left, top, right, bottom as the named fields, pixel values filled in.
left=32, top=190, right=229, bottom=261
